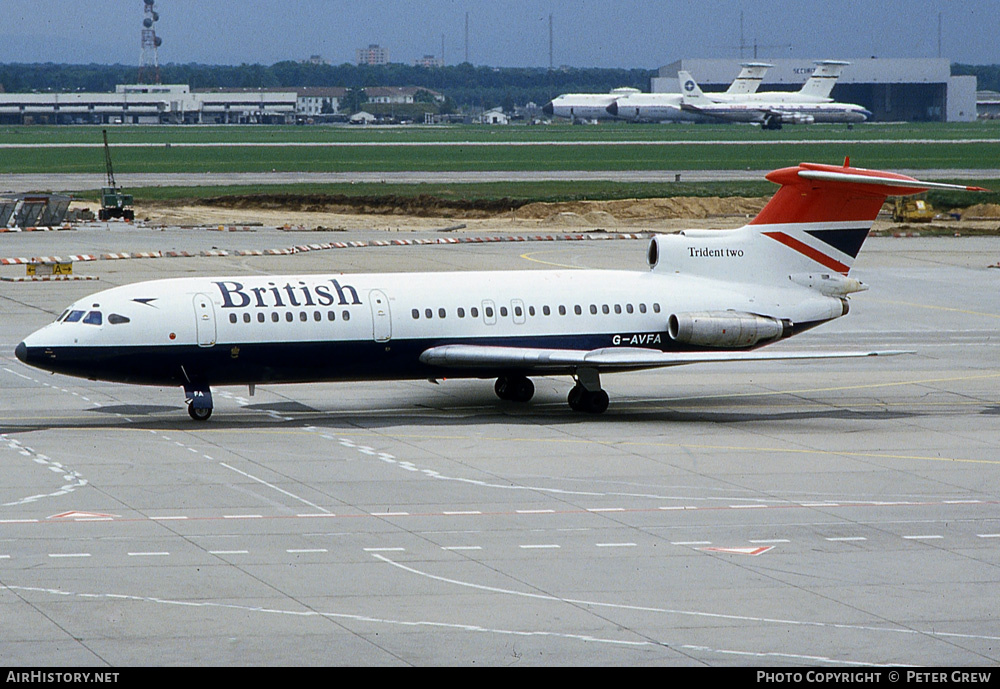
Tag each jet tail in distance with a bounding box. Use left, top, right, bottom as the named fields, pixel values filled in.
left=798, top=60, right=850, bottom=100
left=726, top=62, right=772, bottom=95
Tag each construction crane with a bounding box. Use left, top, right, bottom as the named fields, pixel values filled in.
left=99, top=129, right=134, bottom=222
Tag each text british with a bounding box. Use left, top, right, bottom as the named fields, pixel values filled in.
left=214, top=279, right=362, bottom=309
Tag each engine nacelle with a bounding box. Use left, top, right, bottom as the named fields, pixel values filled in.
left=668, top=311, right=789, bottom=348
left=781, top=112, right=815, bottom=125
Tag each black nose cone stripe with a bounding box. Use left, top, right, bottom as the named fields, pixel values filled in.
left=15, top=341, right=27, bottom=363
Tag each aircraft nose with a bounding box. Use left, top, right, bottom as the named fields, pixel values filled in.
left=541, top=101, right=554, bottom=116
left=606, top=101, right=619, bottom=117
left=15, top=341, right=27, bottom=363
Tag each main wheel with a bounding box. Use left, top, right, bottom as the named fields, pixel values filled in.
left=584, top=390, right=609, bottom=414
left=495, top=375, right=534, bottom=402
left=568, top=386, right=609, bottom=414
left=188, top=405, right=212, bottom=421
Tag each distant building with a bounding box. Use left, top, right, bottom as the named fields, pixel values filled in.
left=415, top=54, right=444, bottom=68
left=295, top=87, right=348, bottom=118
left=479, top=107, right=509, bottom=125
left=363, top=86, right=444, bottom=104
left=349, top=111, right=377, bottom=124
left=357, top=44, right=390, bottom=65
left=302, top=55, right=330, bottom=65
left=0, top=84, right=296, bottom=125
left=653, top=58, right=977, bottom=122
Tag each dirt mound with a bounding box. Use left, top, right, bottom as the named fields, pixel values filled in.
left=960, top=203, right=1000, bottom=219
left=515, top=197, right=769, bottom=221
left=199, top=193, right=525, bottom=219
left=192, top=193, right=771, bottom=222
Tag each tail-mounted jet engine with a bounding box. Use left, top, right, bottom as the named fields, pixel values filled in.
left=668, top=311, right=791, bottom=348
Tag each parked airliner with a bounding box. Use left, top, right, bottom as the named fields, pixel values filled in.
left=678, top=70, right=871, bottom=129
left=545, top=64, right=771, bottom=123
left=15, top=162, right=984, bottom=420
left=607, top=61, right=851, bottom=124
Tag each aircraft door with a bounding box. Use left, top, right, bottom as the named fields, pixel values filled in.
left=482, top=299, right=497, bottom=326
left=511, top=299, right=526, bottom=325
left=369, top=289, right=391, bottom=342
left=193, top=294, right=217, bottom=347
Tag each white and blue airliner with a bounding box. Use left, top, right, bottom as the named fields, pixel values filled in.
left=15, top=162, right=983, bottom=420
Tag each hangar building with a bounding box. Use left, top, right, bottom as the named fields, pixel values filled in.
left=652, top=58, right=977, bottom=122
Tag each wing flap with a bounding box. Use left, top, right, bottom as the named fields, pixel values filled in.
left=420, top=344, right=910, bottom=372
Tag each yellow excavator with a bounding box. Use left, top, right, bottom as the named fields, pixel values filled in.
left=891, top=193, right=936, bottom=223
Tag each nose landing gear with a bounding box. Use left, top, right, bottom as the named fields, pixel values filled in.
left=184, top=384, right=213, bottom=421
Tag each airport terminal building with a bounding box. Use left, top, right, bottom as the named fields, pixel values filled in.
left=652, top=58, right=977, bottom=122
left=0, top=84, right=298, bottom=125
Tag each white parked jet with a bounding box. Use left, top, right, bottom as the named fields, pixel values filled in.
left=709, top=60, right=851, bottom=104
left=15, top=162, right=984, bottom=420
left=678, top=70, right=871, bottom=129
left=607, top=63, right=772, bottom=123
left=541, top=87, right=640, bottom=121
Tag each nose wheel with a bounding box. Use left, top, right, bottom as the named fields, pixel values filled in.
left=184, top=384, right=214, bottom=422
left=188, top=405, right=213, bottom=421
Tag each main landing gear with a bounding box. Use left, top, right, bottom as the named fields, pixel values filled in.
left=184, top=384, right=213, bottom=421
left=494, top=374, right=535, bottom=402
left=567, top=367, right=609, bottom=414
left=493, top=369, right=610, bottom=414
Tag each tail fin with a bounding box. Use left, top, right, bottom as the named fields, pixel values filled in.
left=726, top=62, right=772, bottom=95
left=797, top=60, right=849, bottom=100
left=678, top=71, right=712, bottom=103
left=649, top=161, right=986, bottom=283
left=749, top=161, right=987, bottom=275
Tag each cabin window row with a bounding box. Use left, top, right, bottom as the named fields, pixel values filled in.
left=228, top=310, right=352, bottom=324
left=411, top=303, right=661, bottom=320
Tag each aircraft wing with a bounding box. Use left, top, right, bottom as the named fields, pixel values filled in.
left=419, top=344, right=909, bottom=373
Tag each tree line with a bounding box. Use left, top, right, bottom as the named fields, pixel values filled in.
left=0, top=61, right=655, bottom=110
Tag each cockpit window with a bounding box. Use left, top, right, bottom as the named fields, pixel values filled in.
left=83, top=311, right=103, bottom=326
left=64, top=310, right=85, bottom=323
left=56, top=310, right=69, bottom=322
left=108, top=314, right=130, bottom=325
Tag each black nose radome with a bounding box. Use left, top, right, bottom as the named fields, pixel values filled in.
left=542, top=101, right=554, bottom=116
left=15, top=341, right=27, bottom=363
left=606, top=101, right=618, bottom=116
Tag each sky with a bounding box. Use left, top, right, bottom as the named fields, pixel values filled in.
left=1, top=0, right=998, bottom=69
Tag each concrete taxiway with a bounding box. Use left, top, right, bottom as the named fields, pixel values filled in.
left=1, top=224, right=999, bottom=666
